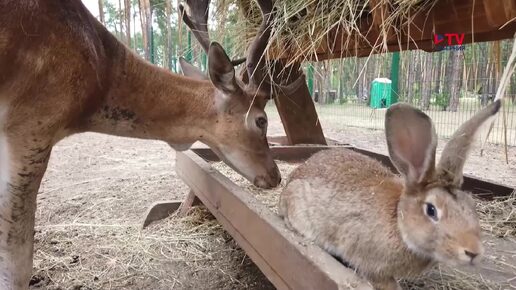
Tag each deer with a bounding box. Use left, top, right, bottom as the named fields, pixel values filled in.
left=0, top=0, right=279, bottom=288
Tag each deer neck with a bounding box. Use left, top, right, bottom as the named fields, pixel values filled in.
left=86, top=48, right=218, bottom=147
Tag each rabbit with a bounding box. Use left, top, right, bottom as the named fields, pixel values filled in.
left=278, top=100, right=502, bottom=290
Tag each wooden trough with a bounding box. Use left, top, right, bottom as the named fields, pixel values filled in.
left=143, top=137, right=515, bottom=290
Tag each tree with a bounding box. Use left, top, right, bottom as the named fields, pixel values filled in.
left=125, top=0, right=131, bottom=46
left=118, top=0, right=124, bottom=41
left=406, top=51, right=416, bottom=103
left=434, top=52, right=443, bottom=95
left=139, top=0, right=152, bottom=60
left=164, top=0, right=172, bottom=69
left=420, top=52, right=433, bottom=110
left=447, top=50, right=463, bottom=112
left=98, top=0, right=105, bottom=24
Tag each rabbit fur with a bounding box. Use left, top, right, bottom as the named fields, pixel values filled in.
left=279, top=100, right=501, bottom=290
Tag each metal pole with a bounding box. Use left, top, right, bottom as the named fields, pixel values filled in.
left=186, top=31, right=192, bottom=62
left=307, top=63, right=314, bottom=96
left=390, top=52, right=400, bottom=103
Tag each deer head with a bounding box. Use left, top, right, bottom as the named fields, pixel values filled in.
left=178, top=0, right=280, bottom=188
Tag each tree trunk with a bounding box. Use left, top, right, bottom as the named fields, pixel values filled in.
left=139, top=0, right=152, bottom=60
left=98, top=0, right=105, bottom=24
left=406, top=51, right=416, bottom=104
left=448, top=50, right=463, bottom=112
left=125, top=0, right=131, bottom=46
left=133, top=4, right=138, bottom=49
left=165, top=0, right=172, bottom=69
left=118, top=0, right=124, bottom=40
left=434, top=53, right=442, bottom=94
left=421, top=52, right=433, bottom=110
left=356, top=58, right=370, bottom=103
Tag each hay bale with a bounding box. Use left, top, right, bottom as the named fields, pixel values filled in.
left=216, top=0, right=439, bottom=64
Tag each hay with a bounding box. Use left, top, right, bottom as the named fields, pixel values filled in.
left=32, top=207, right=271, bottom=289
left=217, top=0, right=439, bottom=65
left=210, top=161, right=516, bottom=289
left=477, top=193, right=516, bottom=238
left=400, top=266, right=500, bottom=290
left=211, top=161, right=300, bottom=213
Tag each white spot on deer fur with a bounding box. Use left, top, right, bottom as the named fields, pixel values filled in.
left=0, top=104, right=8, bottom=197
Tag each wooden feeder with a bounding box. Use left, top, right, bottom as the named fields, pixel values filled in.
left=144, top=0, right=516, bottom=289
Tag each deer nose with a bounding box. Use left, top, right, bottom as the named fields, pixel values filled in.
left=464, top=250, right=478, bottom=260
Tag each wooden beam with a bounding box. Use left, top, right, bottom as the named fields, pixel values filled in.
left=269, top=0, right=516, bottom=61
left=349, top=147, right=515, bottom=199
left=142, top=200, right=182, bottom=228
left=178, top=190, right=202, bottom=216
left=176, top=150, right=372, bottom=290
left=273, top=73, right=327, bottom=145
left=142, top=190, right=202, bottom=228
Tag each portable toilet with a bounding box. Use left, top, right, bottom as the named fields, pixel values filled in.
left=370, top=78, right=393, bottom=109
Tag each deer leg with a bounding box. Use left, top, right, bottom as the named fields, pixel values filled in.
left=0, top=135, right=51, bottom=290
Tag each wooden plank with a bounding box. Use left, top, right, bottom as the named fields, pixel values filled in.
left=503, top=0, right=516, bottom=20
left=268, top=135, right=345, bottom=146
left=483, top=0, right=510, bottom=27
left=271, top=0, right=516, bottom=61
left=176, top=150, right=373, bottom=290
left=349, top=147, right=515, bottom=199
left=191, top=144, right=351, bottom=163
left=190, top=144, right=514, bottom=198
left=142, top=200, right=182, bottom=228
left=311, top=20, right=516, bottom=60
left=178, top=190, right=202, bottom=216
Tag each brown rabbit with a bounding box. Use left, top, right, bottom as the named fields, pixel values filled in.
left=279, top=100, right=501, bottom=290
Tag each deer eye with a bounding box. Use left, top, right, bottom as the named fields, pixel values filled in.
left=425, top=203, right=438, bottom=221
left=256, top=117, right=267, bottom=129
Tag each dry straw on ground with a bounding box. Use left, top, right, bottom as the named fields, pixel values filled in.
left=32, top=207, right=269, bottom=290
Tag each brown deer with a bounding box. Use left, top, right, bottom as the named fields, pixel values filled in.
left=0, top=0, right=278, bottom=288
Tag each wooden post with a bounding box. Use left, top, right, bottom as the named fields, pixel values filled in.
left=273, top=63, right=327, bottom=145
left=179, top=190, right=202, bottom=215
left=142, top=190, right=202, bottom=228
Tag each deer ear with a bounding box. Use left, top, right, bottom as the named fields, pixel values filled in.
left=385, top=103, right=437, bottom=190
left=179, top=57, right=208, bottom=80
left=208, top=42, right=239, bottom=94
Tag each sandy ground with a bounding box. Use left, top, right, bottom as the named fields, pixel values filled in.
left=31, top=134, right=273, bottom=290
left=30, top=111, right=515, bottom=289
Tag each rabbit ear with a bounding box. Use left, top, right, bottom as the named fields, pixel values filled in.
left=437, top=100, right=501, bottom=187
left=385, top=103, right=437, bottom=190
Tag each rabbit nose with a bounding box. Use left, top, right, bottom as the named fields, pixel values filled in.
left=464, top=250, right=478, bottom=260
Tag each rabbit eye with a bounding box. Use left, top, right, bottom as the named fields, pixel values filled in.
left=425, top=203, right=438, bottom=221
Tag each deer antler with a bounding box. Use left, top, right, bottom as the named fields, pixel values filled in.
left=179, top=0, right=247, bottom=67
left=178, top=0, right=210, bottom=52
left=246, top=0, right=275, bottom=92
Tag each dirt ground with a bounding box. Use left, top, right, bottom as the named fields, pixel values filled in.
left=31, top=111, right=515, bottom=290
left=31, top=134, right=274, bottom=290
